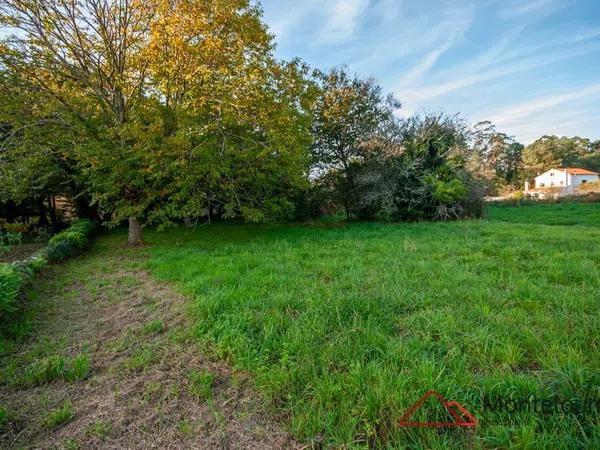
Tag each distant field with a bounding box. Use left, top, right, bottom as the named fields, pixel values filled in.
left=488, top=201, right=600, bottom=226
left=147, top=202, right=600, bottom=448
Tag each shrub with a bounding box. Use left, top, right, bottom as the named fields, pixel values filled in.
left=512, top=191, right=525, bottom=202
left=317, top=113, right=487, bottom=222
left=44, top=220, right=95, bottom=263
left=578, top=180, right=600, bottom=193
left=0, top=231, right=22, bottom=246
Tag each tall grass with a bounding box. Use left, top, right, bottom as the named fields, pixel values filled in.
left=147, top=203, right=600, bottom=448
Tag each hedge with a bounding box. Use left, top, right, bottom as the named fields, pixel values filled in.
left=0, top=219, right=95, bottom=325
left=44, top=219, right=95, bottom=263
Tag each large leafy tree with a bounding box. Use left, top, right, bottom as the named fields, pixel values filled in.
left=1, top=0, right=155, bottom=244
left=310, top=68, right=399, bottom=220
left=0, top=0, right=313, bottom=244
left=142, top=0, right=315, bottom=224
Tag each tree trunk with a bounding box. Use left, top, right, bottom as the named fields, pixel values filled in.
left=37, top=197, right=49, bottom=227
left=48, top=196, right=59, bottom=231
left=128, top=217, right=143, bottom=246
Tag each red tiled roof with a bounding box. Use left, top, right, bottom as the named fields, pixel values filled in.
left=559, top=167, right=599, bottom=175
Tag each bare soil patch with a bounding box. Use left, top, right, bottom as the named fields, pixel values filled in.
left=0, top=243, right=44, bottom=263
left=0, top=239, right=298, bottom=449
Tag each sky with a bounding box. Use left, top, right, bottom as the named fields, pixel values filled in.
left=261, top=0, right=600, bottom=144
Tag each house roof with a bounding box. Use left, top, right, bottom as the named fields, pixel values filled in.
left=560, top=167, right=599, bottom=176
left=535, top=168, right=599, bottom=179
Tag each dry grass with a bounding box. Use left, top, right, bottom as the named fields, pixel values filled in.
left=0, top=236, right=297, bottom=449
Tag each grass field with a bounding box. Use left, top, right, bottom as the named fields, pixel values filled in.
left=2, top=202, right=599, bottom=448
left=146, top=202, right=600, bottom=449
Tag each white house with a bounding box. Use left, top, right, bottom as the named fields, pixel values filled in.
left=525, top=168, right=599, bottom=195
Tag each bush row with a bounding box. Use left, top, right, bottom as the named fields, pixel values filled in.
left=0, top=219, right=95, bottom=326
left=45, top=219, right=95, bottom=263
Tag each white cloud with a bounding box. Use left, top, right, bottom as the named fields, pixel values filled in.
left=487, top=83, right=600, bottom=126
left=396, top=41, right=600, bottom=106
left=498, top=108, right=599, bottom=144
left=398, top=40, right=456, bottom=85
left=317, top=0, right=371, bottom=44
left=360, top=3, right=473, bottom=86
left=395, top=11, right=473, bottom=88
left=476, top=84, right=600, bottom=143
left=498, top=0, right=568, bottom=19
left=262, top=1, right=320, bottom=40
left=372, top=0, right=403, bottom=21
left=456, top=25, right=526, bottom=73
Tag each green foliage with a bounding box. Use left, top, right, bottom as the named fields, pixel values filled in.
left=512, top=190, right=525, bottom=204
left=470, top=121, right=524, bottom=193
left=0, top=1, right=314, bottom=242
left=0, top=70, right=79, bottom=210
left=125, top=346, right=157, bottom=372
left=309, top=79, right=484, bottom=222
left=142, top=320, right=164, bottom=335
left=348, top=114, right=485, bottom=221
left=1, top=220, right=92, bottom=333
left=88, top=419, right=112, bottom=437
left=44, top=220, right=94, bottom=263
left=0, top=231, right=22, bottom=246
left=310, top=68, right=399, bottom=219
left=67, top=354, right=91, bottom=382
left=0, top=231, right=22, bottom=258
left=187, top=369, right=215, bottom=401
left=430, top=178, right=467, bottom=204
left=0, top=264, right=22, bottom=320
left=45, top=400, right=75, bottom=429
left=522, top=136, right=600, bottom=179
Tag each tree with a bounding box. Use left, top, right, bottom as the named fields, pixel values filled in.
left=521, top=136, right=597, bottom=180
left=0, top=0, right=314, bottom=244
left=471, top=121, right=523, bottom=193
left=310, top=68, right=399, bottom=220
left=0, top=68, right=90, bottom=229
left=355, top=113, right=484, bottom=221
left=0, top=0, right=154, bottom=244
left=143, top=1, right=315, bottom=225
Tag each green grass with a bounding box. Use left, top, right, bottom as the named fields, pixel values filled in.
left=187, top=369, right=215, bottom=400
left=124, top=345, right=157, bottom=372
left=46, top=400, right=75, bottom=429
left=488, top=201, right=600, bottom=226
left=145, top=202, right=600, bottom=448
left=1, top=351, right=90, bottom=386
left=0, top=407, right=7, bottom=430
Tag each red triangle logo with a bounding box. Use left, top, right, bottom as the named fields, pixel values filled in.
left=399, top=391, right=477, bottom=428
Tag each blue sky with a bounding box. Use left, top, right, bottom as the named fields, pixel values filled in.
left=262, top=0, right=600, bottom=144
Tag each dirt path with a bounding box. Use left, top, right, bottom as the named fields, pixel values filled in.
left=0, top=243, right=44, bottom=263
left=0, top=238, right=298, bottom=449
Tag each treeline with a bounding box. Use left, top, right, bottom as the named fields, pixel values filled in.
left=469, top=123, right=600, bottom=195
left=0, top=1, right=598, bottom=244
